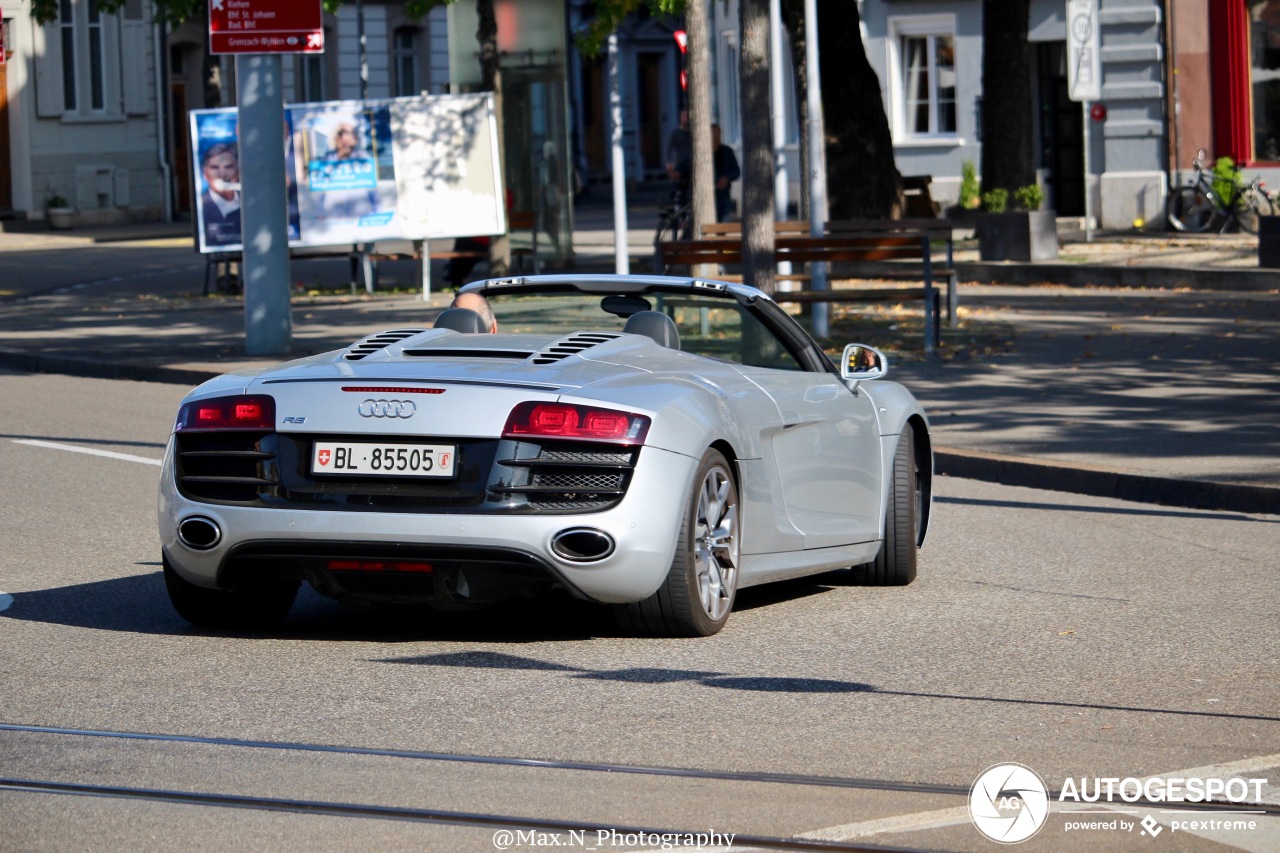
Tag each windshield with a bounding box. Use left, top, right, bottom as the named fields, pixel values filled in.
left=477, top=287, right=805, bottom=371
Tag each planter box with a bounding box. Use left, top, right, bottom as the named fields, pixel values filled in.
left=1259, top=216, right=1280, bottom=268
left=46, top=208, right=75, bottom=230
left=976, top=210, right=1059, bottom=262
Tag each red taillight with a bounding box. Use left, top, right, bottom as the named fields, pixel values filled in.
left=176, top=395, right=275, bottom=431
left=327, top=559, right=433, bottom=573
left=503, top=402, right=650, bottom=444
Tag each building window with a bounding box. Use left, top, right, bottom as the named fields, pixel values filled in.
left=889, top=16, right=958, bottom=141
left=59, top=0, right=111, bottom=114
left=394, top=27, right=421, bottom=97
left=1251, top=1, right=1280, bottom=162
left=299, top=52, right=327, bottom=102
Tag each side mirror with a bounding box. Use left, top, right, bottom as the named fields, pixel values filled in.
left=840, top=344, right=887, bottom=382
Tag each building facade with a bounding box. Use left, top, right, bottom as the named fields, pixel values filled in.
left=861, top=0, right=1279, bottom=229
left=1, top=0, right=167, bottom=225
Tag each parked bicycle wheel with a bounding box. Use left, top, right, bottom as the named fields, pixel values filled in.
left=1234, top=187, right=1275, bottom=235
left=1166, top=186, right=1215, bottom=233
left=652, top=204, right=690, bottom=273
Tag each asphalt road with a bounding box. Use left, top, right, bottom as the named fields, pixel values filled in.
left=1, top=369, right=1277, bottom=851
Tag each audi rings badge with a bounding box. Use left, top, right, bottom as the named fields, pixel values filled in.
left=358, top=399, right=417, bottom=419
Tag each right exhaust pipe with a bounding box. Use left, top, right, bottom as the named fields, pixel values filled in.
left=550, top=528, right=615, bottom=563
left=177, top=516, right=222, bottom=550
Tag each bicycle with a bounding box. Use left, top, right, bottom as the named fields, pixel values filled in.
left=1166, top=149, right=1274, bottom=234
left=652, top=187, right=691, bottom=273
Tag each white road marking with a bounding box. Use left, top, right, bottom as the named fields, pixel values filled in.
left=796, top=754, right=1280, bottom=848
left=796, top=805, right=973, bottom=840
left=12, top=439, right=162, bottom=467
left=0, top=592, right=12, bottom=613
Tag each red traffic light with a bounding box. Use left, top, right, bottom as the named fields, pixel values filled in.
left=674, top=30, right=688, bottom=54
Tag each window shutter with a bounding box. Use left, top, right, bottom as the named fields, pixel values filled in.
left=34, top=20, right=65, bottom=118
left=121, top=14, right=150, bottom=116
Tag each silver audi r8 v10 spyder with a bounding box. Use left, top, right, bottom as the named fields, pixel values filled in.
left=158, top=275, right=932, bottom=636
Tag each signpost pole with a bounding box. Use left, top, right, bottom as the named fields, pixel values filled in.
left=1083, top=101, right=1093, bottom=243
left=608, top=32, right=629, bottom=275
left=236, top=54, right=292, bottom=355
left=1066, top=0, right=1100, bottom=243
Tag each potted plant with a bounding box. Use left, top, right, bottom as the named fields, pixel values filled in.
left=946, top=161, right=983, bottom=225
left=976, top=182, right=1058, bottom=261
left=45, top=191, right=75, bottom=230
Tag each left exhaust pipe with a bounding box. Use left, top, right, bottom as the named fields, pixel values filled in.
left=177, top=516, right=222, bottom=550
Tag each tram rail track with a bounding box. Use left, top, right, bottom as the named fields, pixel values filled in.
left=3, top=721, right=1276, bottom=821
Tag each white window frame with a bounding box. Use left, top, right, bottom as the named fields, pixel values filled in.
left=886, top=14, right=959, bottom=145
left=57, top=0, right=121, bottom=120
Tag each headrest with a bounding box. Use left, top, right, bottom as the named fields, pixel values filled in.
left=623, top=311, right=680, bottom=350
left=434, top=307, right=488, bottom=333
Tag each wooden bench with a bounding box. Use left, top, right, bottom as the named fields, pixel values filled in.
left=658, top=233, right=943, bottom=351
left=696, top=218, right=958, bottom=323
left=903, top=175, right=942, bottom=218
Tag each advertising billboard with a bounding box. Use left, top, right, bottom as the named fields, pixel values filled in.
left=191, top=93, right=505, bottom=254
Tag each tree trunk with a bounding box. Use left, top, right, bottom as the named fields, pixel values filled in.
left=686, top=0, right=716, bottom=244
left=477, top=0, right=511, bottom=274
left=739, top=0, right=775, bottom=293
left=980, top=0, right=1035, bottom=196
left=782, top=0, right=902, bottom=220
left=780, top=0, right=810, bottom=222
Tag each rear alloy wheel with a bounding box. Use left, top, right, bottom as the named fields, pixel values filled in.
left=163, top=556, right=298, bottom=629
left=614, top=449, right=739, bottom=637
left=851, top=429, right=919, bottom=586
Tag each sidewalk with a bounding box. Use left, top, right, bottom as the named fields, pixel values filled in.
left=0, top=196, right=1276, bottom=514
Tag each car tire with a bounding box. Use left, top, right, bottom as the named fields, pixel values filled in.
left=163, top=556, right=299, bottom=629
left=614, top=449, right=739, bottom=637
left=851, top=429, right=919, bottom=586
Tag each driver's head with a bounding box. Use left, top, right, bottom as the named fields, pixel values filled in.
left=451, top=292, right=498, bottom=333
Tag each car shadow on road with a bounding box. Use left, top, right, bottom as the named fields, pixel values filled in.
left=375, top=649, right=1280, bottom=723
left=0, top=569, right=618, bottom=642
left=0, top=567, right=887, bottom=643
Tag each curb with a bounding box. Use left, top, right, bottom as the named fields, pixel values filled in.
left=954, top=261, right=1279, bottom=292
left=2, top=347, right=1273, bottom=516
left=0, top=349, right=216, bottom=389
left=935, top=447, right=1278, bottom=516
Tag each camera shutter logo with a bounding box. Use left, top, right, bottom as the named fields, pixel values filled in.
left=969, top=763, right=1050, bottom=843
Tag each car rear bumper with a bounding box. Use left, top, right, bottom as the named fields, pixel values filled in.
left=159, top=442, right=698, bottom=604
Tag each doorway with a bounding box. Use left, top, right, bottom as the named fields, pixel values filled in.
left=636, top=52, right=665, bottom=178
left=1036, top=42, right=1084, bottom=216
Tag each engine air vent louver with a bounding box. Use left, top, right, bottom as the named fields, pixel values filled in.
left=530, top=332, right=621, bottom=365
left=343, top=329, right=427, bottom=361
left=403, top=348, right=536, bottom=360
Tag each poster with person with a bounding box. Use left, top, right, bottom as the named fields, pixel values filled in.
left=191, top=110, right=302, bottom=253
left=189, top=93, right=505, bottom=254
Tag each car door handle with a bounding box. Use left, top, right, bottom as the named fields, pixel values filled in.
left=804, top=385, right=841, bottom=403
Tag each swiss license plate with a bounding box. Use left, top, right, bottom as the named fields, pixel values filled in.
left=312, top=442, right=456, bottom=478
